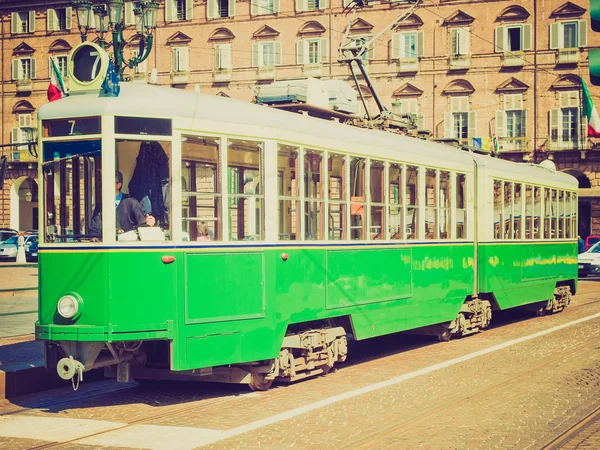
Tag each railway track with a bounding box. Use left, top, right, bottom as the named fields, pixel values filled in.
left=540, top=405, right=600, bottom=450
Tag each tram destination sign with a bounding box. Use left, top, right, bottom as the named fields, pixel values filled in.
left=43, top=117, right=101, bottom=137
left=68, top=42, right=109, bottom=93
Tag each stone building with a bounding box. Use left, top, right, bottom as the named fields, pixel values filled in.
left=1, top=0, right=599, bottom=236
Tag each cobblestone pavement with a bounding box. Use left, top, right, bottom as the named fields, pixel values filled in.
left=0, top=291, right=37, bottom=338
left=0, top=283, right=600, bottom=449
left=0, top=265, right=38, bottom=292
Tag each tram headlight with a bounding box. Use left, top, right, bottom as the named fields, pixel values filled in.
left=57, top=294, right=82, bottom=320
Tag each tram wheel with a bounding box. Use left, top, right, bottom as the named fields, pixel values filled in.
left=437, top=329, right=452, bottom=342
left=248, top=373, right=274, bottom=392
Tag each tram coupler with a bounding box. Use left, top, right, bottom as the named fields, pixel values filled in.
left=57, top=356, right=85, bottom=389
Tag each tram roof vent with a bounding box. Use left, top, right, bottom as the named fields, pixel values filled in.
left=538, top=159, right=557, bottom=171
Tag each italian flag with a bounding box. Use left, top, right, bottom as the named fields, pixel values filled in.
left=47, top=57, right=67, bottom=102
left=582, top=77, right=600, bottom=137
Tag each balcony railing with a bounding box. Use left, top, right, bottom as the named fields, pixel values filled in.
left=397, top=57, right=419, bottom=73
left=496, top=136, right=531, bottom=152
left=448, top=54, right=470, bottom=69
left=547, top=135, right=586, bottom=151
left=4, top=144, right=37, bottom=163
left=16, top=78, right=32, bottom=93
left=258, top=66, right=276, bottom=80
left=214, top=68, right=231, bottom=82
left=170, top=70, right=189, bottom=84
left=502, top=51, right=524, bottom=67
left=556, top=48, right=579, bottom=65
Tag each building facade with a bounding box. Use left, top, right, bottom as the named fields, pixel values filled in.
left=1, top=0, right=600, bottom=236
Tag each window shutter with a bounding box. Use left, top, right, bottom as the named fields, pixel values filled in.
left=251, top=0, right=259, bottom=15
left=495, top=110, right=507, bottom=137
left=30, top=58, right=36, bottom=79
left=367, top=36, right=375, bottom=60
left=550, top=109, right=560, bottom=141
left=11, top=12, right=18, bottom=34
left=180, top=47, right=189, bottom=71
left=221, top=44, right=231, bottom=69
left=392, top=33, right=401, bottom=59
left=19, top=114, right=32, bottom=128
left=494, top=26, right=504, bottom=53
left=522, top=109, right=527, bottom=137
left=47, top=9, right=56, bottom=31
left=578, top=20, right=587, bottom=47
left=124, top=2, right=134, bottom=25
left=450, top=28, right=458, bottom=55
left=274, top=42, right=282, bottom=66
left=343, top=0, right=352, bottom=5
left=29, top=11, right=35, bottom=32
left=166, top=0, right=175, bottom=21
left=319, top=0, right=328, bottom=9
left=186, top=0, right=193, bottom=19
left=560, top=91, right=579, bottom=108
left=296, top=40, right=305, bottom=64
left=274, top=0, right=280, bottom=13
left=65, top=7, right=72, bottom=29
left=296, top=0, right=306, bottom=13
left=522, top=24, right=531, bottom=51
left=459, top=28, right=469, bottom=55
left=417, top=31, right=424, bottom=57
left=214, top=46, right=220, bottom=70
left=468, top=111, right=477, bottom=138
left=252, top=43, right=259, bottom=67
left=172, top=48, right=179, bottom=71
left=320, top=38, right=328, bottom=63
left=11, top=128, right=21, bottom=144
left=444, top=112, right=454, bottom=138
left=549, top=23, right=559, bottom=49
left=228, top=0, right=236, bottom=17
left=11, top=60, right=19, bottom=80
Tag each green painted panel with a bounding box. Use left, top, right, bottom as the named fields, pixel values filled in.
left=326, top=248, right=412, bottom=309
left=185, top=252, right=265, bottom=324
left=186, top=333, right=242, bottom=367
left=521, top=243, right=557, bottom=281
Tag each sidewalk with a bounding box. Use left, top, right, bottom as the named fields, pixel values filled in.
left=0, top=262, right=38, bottom=293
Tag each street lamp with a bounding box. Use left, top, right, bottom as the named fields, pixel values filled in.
left=72, top=1, right=159, bottom=80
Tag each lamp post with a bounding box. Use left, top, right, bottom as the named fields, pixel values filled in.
left=72, top=0, right=158, bottom=80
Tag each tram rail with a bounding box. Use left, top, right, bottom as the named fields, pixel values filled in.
left=540, top=405, right=600, bottom=450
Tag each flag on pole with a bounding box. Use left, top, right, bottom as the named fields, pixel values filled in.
left=47, top=57, right=67, bottom=102
left=101, top=61, right=120, bottom=97
left=582, top=77, right=600, bottom=137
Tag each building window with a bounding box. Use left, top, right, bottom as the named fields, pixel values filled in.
left=47, top=8, right=72, bottom=31
left=495, top=24, right=532, bottom=52
left=214, top=44, right=231, bottom=70
left=207, top=0, right=235, bottom=18
left=166, top=0, right=193, bottom=21
left=11, top=114, right=35, bottom=151
left=550, top=91, right=581, bottom=149
left=12, top=58, right=36, bottom=80
left=49, top=55, right=68, bottom=78
left=252, top=0, right=279, bottom=15
left=172, top=47, right=189, bottom=73
left=351, top=35, right=374, bottom=61
left=392, top=98, right=423, bottom=128
left=11, top=11, right=35, bottom=34
left=550, top=21, right=587, bottom=49
left=450, top=27, right=469, bottom=57
left=252, top=42, right=282, bottom=67
left=496, top=94, right=527, bottom=150
left=444, top=95, right=476, bottom=141
left=297, top=0, right=326, bottom=12
left=296, top=39, right=328, bottom=65
left=392, top=31, right=424, bottom=59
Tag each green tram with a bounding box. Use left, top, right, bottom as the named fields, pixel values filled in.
left=36, top=52, right=577, bottom=392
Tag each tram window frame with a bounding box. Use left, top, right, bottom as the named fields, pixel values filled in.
left=327, top=152, right=345, bottom=240
left=227, top=139, right=264, bottom=241
left=525, top=185, right=533, bottom=239
left=572, top=192, right=578, bottom=238
left=493, top=180, right=502, bottom=239
left=550, top=189, right=558, bottom=239
left=456, top=173, right=467, bottom=239
left=533, top=186, right=541, bottom=239
left=513, top=183, right=522, bottom=239
left=304, top=149, right=324, bottom=240
left=369, top=159, right=385, bottom=240
left=114, top=116, right=172, bottom=136
left=439, top=171, right=451, bottom=240
left=277, top=144, right=300, bottom=241
left=350, top=156, right=366, bottom=240
left=425, top=169, right=437, bottom=240
left=388, top=163, right=404, bottom=240
left=406, top=166, right=419, bottom=240
left=181, top=135, right=221, bottom=242
left=558, top=190, right=565, bottom=239
left=503, top=181, right=513, bottom=240
left=543, top=187, right=551, bottom=239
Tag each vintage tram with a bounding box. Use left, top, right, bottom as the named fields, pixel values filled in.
left=35, top=43, right=577, bottom=391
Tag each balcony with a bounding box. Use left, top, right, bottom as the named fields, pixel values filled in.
left=170, top=71, right=189, bottom=84
left=496, top=136, right=531, bottom=152
left=502, top=51, right=524, bottom=68
left=397, top=57, right=419, bottom=73
left=214, top=68, right=231, bottom=83
left=547, top=134, right=585, bottom=151
left=258, top=66, right=276, bottom=80
left=7, top=148, right=37, bottom=163
left=556, top=48, right=579, bottom=65
left=16, top=78, right=32, bottom=93
left=448, top=54, right=470, bottom=70
left=302, top=63, right=322, bottom=77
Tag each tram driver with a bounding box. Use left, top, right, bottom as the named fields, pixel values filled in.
left=89, top=171, right=156, bottom=240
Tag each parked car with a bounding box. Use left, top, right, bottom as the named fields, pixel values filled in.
left=579, top=241, right=600, bottom=277
left=0, top=229, right=17, bottom=245
left=0, top=236, right=18, bottom=260
left=26, top=239, right=38, bottom=262
left=585, top=235, right=600, bottom=251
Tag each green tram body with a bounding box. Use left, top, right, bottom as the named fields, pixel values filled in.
left=35, top=83, right=577, bottom=387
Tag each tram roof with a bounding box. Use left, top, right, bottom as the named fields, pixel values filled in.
left=39, top=83, right=576, bottom=187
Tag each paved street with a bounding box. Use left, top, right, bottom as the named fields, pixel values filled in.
left=0, top=281, right=599, bottom=449
left=0, top=291, right=37, bottom=338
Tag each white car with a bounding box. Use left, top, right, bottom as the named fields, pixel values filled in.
left=578, top=241, right=600, bottom=277
left=0, top=236, right=18, bottom=259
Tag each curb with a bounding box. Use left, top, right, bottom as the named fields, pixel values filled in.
left=0, top=264, right=38, bottom=269
left=0, top=288, right=37, bottom=294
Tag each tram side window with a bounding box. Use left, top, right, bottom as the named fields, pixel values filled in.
left=181, top=136, right=221, bottom=241
left=328, top=153, right=345, bottom=240
left=439, top=171, right=450, bottom=239
left=43, top=140, right=101, bottom=243
left=514, top=183, right=522, bottom=239
left=305, top=150, right=324, bottom=240
left=389, top=164, right=403, bottom=240
left=228, top=139, right=263, bottom=241
left=370, top=160, right=385, bottom=240
left=115, top=140, right=172, bottom=241
left=425, top=169, right=437, bottom=240
left=456, top=173, right=466, bottom=239
left=572, top=192, right=578, bottom=238
left=350, top=157, right=366, bottom=240
left=503, top=182, right=513, bottom=240
left=278, top=145, right=299, bottom=241
left=525, top=185, right=533, bottom=239
left=565, top=191, right=572, bottom=239
left=534, top=186, right=542, bottom=239
left=406, top=166, right=419, bottom=239
left=558, top=191, right=565, bottom=239
left=493, top=180, right=502, bottom=239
